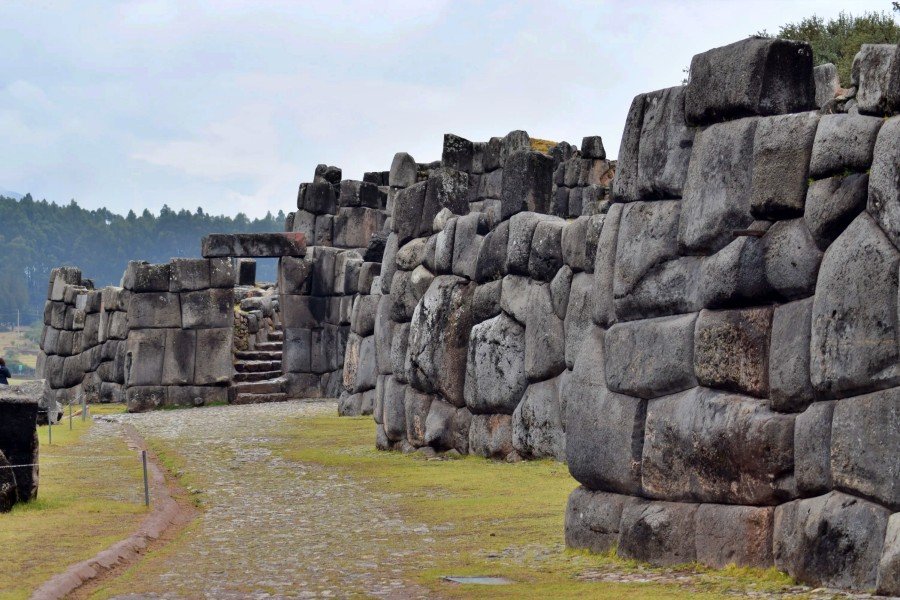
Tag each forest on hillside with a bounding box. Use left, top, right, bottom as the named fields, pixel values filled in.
left=0, top=194, right=285, bottom=327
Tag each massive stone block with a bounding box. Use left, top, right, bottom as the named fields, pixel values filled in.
left=524, top=284, right=566, bottom=382
left=642, top=387, right=795, bottom=505
left=512, top=375, right=565, bottom=461
left=474, top=219, right=509, bottom=283
left=679, top=117, right=757, bottom=254
left=831, top=388, right=899, bottom=510
left=592, top=203, right=621, bottom=326
left=161, top=329, right=196, bottom=386
left=124, top=329, right=166, bottom=386
left=0, top=392, right=39, bottom=505
left=610, top=94, right=646, bottom=203
left=868, top=116, right=900, bottom=249
left=804, top=173, right=869, bottom=251
left=500, top=151, right=553, bottom=219
left=389, top=152, right=417, bottom=188
left=169, top=258, right=211, bottom=292
left=564, top=327, right=646, bottom=495
left=452, top=213, right=486, bottom=280
left=613, top=200, right=680, bottom=299
left=762, top=219, right=822, bottom=300
left=769, top=298, right=815, bottom=412
left=180, top=288, right=233, bottom=330
left=693, top=307, right=772, bottom=398
left=404, top=387, right=432, bottom=448
left=193, top=328, right=233, bottom=385
left=392, top=181, right=428, bottom=245
left=381, top=376, right=406, bottom=442
left=694, top=504, right=775, bottom=569
left=809, top=113, right=882, bottom=179
left=636, top=86, right=695, bottom=199
left=879, top=513, right=900, bottom=596
left=332, top=207, right=386, bottom=248
left=201, top=233, right=307, bottom=258
left=774, top=491, right=890, bottom=590
left=684, top=37, right=814, bottom=126
left=528, top=220, right=564, bottom=282
left=128, top=292, right=181, bottom=329
left=423, top=397, right=457, bottom=450
left=853, top=43, right=900, bottom=115
left=811, top=213, right=900, bottom=398
left=464, top=313, right=527, bottom=414
left=563, top=272, right=593, bottom=370
left=406, top=276, right=475, bottom=407
left=565, top=487, right=639, bottom=554
left=618, top=500, right=697, bottom=566
left=604, top=313, right=697, bottom=399
left=794, top=400, right=835, bottom=495
left=750, top=111, right=819, bottom=218
left=468, top=413, right=514, bottom=460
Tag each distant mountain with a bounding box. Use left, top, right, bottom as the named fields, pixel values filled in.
left=0, top=189, right=23, bottom=200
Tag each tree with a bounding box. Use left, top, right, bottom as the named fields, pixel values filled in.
left=758, top=9, right=900, bottom=85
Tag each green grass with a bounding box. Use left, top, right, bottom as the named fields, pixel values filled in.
left=0, top=403, right=148, bottom=600
left=271, top=415, right=799, bottom=599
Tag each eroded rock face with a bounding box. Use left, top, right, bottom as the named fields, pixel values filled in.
left=464, top=313, right=527, bottom=415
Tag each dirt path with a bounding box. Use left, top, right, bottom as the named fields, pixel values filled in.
left=95, top=401, right=432, bottom=599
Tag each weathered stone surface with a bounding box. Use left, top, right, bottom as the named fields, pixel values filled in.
left=500, top=151, right=553, bottom=219
left=434, top=218, right=456, bottom=274
left=549, top=265, right=572, bottom=319
left=592, top=204, right=621, bottom=326
left=123, top=261, right=169, bottom=292
left=389, top=270, right=417, bottom=323
left=561, top=217, right=592, bottom=272
left=389, top=152, right=417, bottom=188
left=169, top=258, right=211, bottom=292
left=350, top=294, right=378, bottom=337
left=636, top=86, right=695, bottom=199
left=125, top=386, right=166, bottom=412
left=878, top=513, right=900, bottom=596
left=442, top=133, right=473, bottom=172
left=464, top=313, right=527, bottom=415
left=698, top=231, right=769, bottom=308
left=193, top=328, right=233, bottom=385
left=392, top=182, right=428, bottom=245
left=811, top=213, right=900, bottom=397
left=750, top=111, right=819, bottom=218
left=282, top=327, right=311, bottom=373
left=618, top=500, right=697, bottom=566
left=604, top=313, right=697, bottom=399
left=379, top=233, right=399, bottom=295
left=831, top=388, right=899, bottom=510
left=795, top=401, right=835, bottom=495
left=395, top=238, right=429, bottom=271
left=124, top=329, right=166, bottom=386
left=450, top=407, right=472, bottom=454
left=769, top=298, right=815, bottom=412
left=201, top=232, right=307, bottom=258
left=338, top=180, right=383, bottom=209
left=804, top=174, right=869, bottom=250
left=528, top=220, right=565, bottom=282
left=423, top=168, right=469, bottom=232
left=613, top=200, right=680, bottom=299
left=404, top=387, right=432, bottom=447
left=512, top=375, right=565, bottom=461
left=128, top=292, right=181, bottom=329
left=506, top=212, right=545, bottom=275
left=763, top=219, right=822, bottom=300
left=524, top=284, right=566, bottom=382
left=774, top=491, right=890, bottom=589
left=0, top=450, right=17, bottom=512
left=694, top=307, right=772, bottom=398
left=381, top=376, right=406, bottom=441
left=499, top=275, right=541, bottom=324
left=452, top=213, right=486, bottom=279
left=611, top=94, right=646, bottom=203
left=813, top=62, right=840, bottom=108
left=472, top=279, right=501, bottom=323
left=565, top=487, right=638, bottom=554
left=0, top=394, right=39, bottom=505
left=409, top=265, right=434, bottom=300
left=868, top=116, right=900, bottom=249
left=563, top=272, right=593, bottom=370
left=694, top=504, right=775, bottom=569
left=406, top=276, right=475, bottom=407
left=685, top=37, right=814, bottom=126
left=853, top=43, right=900, bottom=115
left=809, top=114, right=882, bottom=179
left=390, top=322, right=410, bottom=383
left=161, top=329, right=195, bottom=385
left=422, top=397, right=457, bottom=450
left=181, top=288, right=233, bottom=330
left=679, top=117, right=757, bottom=254
left=468, top=414, right=514, bottom=459
left=642, top=387, right=795, bottom=505
left=581, top=135, right=605, bottom=159
left=474, top=219, right=508, bottom=283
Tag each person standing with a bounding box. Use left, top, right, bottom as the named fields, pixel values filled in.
left=0, top=358, right=11, bottom=385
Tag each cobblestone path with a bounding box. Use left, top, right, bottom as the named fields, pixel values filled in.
left=102, top=401, right=431, bottom=599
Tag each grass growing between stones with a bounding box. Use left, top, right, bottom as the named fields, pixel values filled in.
left=274, top=415, right=799, bottom=599
left=0, top=404, right=147, bottom=600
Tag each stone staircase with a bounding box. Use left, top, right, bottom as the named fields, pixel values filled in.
left=232, top=330, right=287, bottom=404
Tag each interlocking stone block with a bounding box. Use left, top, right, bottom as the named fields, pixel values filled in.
left=636, top=86, right=695, bottom=199
left=464, top=313, right=527, bottom=415
left=868, top=116, right=900, bottom=249
left=500, top=151, right=553, bottom=219
left=794, top=400, right=835, bottom=495
left=769, top=298, right=815, bottom=412
left=565, top=487, right=639, bottom=554
left=750, top=111, right=819, bottom=218
left=809, top=113, right=882, bottom=179
left=618, top=500, right=697, bottom=566
left=804, top=174, right=869, bottom=250
left=694, top=307, right=772, bottom=398
left=512, top=375, right=565, bottom=461
left=852, top=43, right=900, bottom=115
left=468, top=414, right=514, bottom=460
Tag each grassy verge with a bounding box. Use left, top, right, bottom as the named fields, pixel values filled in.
left=274, top=415, right=797, bottom=600
left=0, top=404, right=147, bottom=600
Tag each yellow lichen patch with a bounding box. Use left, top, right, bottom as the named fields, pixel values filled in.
left=0, top=404, right=146, bottom=600
left=530, top=138, right=557, bottom=154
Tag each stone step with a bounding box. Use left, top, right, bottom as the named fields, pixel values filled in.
left=267, top=331, right=284, bottom=341
left=234, top=360, right=282, bottom=373
left=232, top=392, right=288, bottom=405
left=255, top=341, right=283, bottom=351
left=233, top=379, right=285, bottom=395
left=235, top=350, right=283, bottom=361
left=233, top=370, right=282, bottom=383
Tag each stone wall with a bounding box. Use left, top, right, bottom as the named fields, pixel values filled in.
left=0, top=383, right=40, bottom=512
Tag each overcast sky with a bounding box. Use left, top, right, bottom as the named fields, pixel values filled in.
left=0, top=0, right=881, bottom=218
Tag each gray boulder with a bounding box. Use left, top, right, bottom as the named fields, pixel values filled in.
left=694, top=307, right=773, bottom=398
left=831, top=387, right=899, bottom=510
left=642, top=387, right=795, bottom=505
left=528, top=220, right=565, bottom=282
left=809, top=113, right=882, bottom=179
left=618, top=500, right=697, bottom=566
left=591, top=203, right=622, bottom=326
left=774, top=491, right=890, bottom=590
left=804, top=173, right=869, bottom=250
left=0, top=450, right=16, bottom=513
left=524, top=284, right=566, bottom=382
left=389, top=152, right=417, bottom=188
left=472, top=279, right=502, bottom=323
left=769, top=298, right=815, bottom=412
left=395, top=237, right=429, bottom=271
left=794, top=400, right=835, bottom=495
left=750, top=111, right=819, bottom=218
left=868, top=116, right=900, bottom=249
left=390, top=322, right=410, bottom=383
left=685, top=37, right=814, bottom=126
left=499, top=275, right=541, bottom=324
left=852, top=44, right=900, bottom=115
left=762, top=219, right=822, bottom=300
left=549, top=265, right=572, bottom=319
left=468, top=414, right=514, bottom=459
left=810, top=213, right=900, bottom=398
left=381, top=376, right=407, bottom=441
left=565, top=487, right=638, bottom=554
left=563, top=272, right=594, bottom=369
left=604, top=313, right=698, bottom=399
left=500, top=151, right=553, bottom=219
left=613, top=200, right=680, bottom=299
left=636, top=86, right=695, bottom=199
left=452, top=212, right=486, bottom=280
left=813, top=63, right=840, bottom=108
left=392, top=182, right=428, bottom=245
left=878, top=513, right=900, bottom=596
left=474, top=219, right=508, bottom=283
left=424, top=398, right=457, bottom=450
left=694, top=504, right=775, bottom=569
left=512, top=374, right=565, bottom=461
left=404, top=386, right=433, bottom=447
left=679, top=117, right=757, bottom=254
left=610, top=94, right=646, bottom=202
left=464, top=313, right=527, bottom=414
left=406, top=276, right=475, bottom=407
